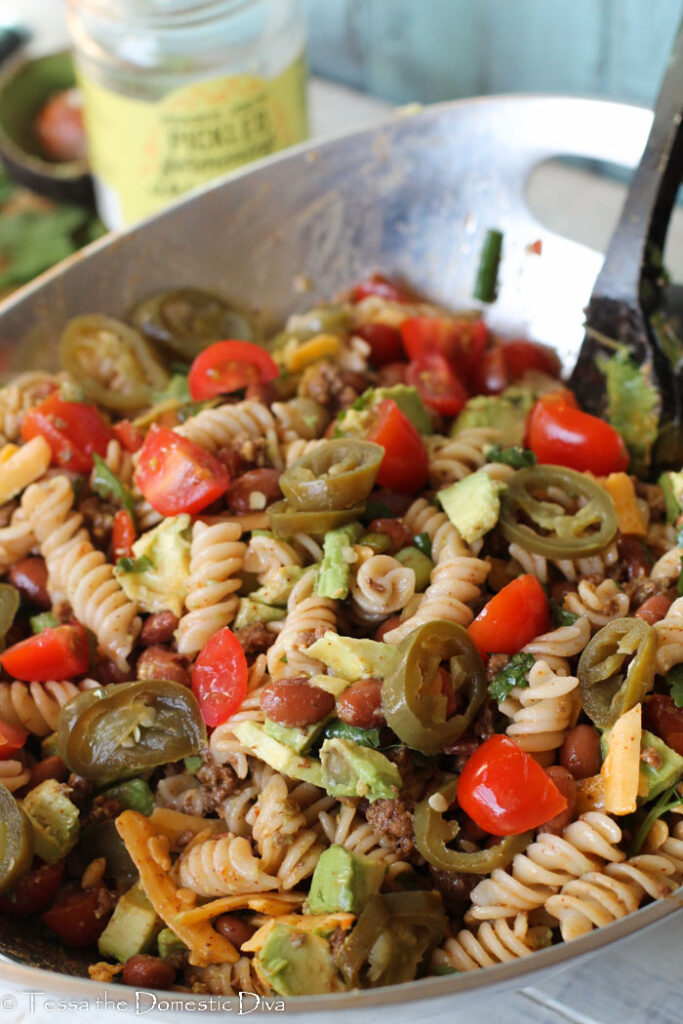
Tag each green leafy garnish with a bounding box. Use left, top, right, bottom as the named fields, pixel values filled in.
left=30, top=611, right=60, bottom=634
left=630, top=782, right=683, bottom=856
left=597, top=348, right=659, bottom=476
left=486, top=445, right=537, bottom=469
left=91, top=454, right=136, bottom=520
left=323, top=719, right=381, bottom=749
left=488, top=652, right=534, bottom=703
left=549, top=599, right=579, bottom=628
left=0, top=205, right=91, bottom=289
left=667, top=665, right=683, bottom=708
left=116, top=554, right=154, bottom=574
left=413, top=532, right=432, bottom=558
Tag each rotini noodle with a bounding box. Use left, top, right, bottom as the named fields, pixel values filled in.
left=499, top=659, right=580, bottom=762
left=176, top=519, right=245, bottom=654
left=267, top=567, right=336, bottom=680
left=0, top=678, right=100, bottom=736
left=178, top=832, right=279, bottom=898
left=564, top=578, right=629, bottom=628
left=349, top=554, right=415, bottom=624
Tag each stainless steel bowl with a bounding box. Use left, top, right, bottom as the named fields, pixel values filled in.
left=0, top=93, right=680, bottom=1019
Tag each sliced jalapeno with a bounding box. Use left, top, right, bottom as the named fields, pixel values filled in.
left=382, top=620, right=486, bottom=755
left=57, top=680, right=206, bottom=786
left=0, top=785, right=33, bottom=894
left=268, top=500, right=365, bottom=538
left=499, top=465, right=618, bottom=558
left=131, top=288, right=254, bottom=360
left=413, top=776, right=532, bottom=873
left=60, top=315, right=169, bottom=413
left=578, top=617, right=657, bottom=728
left=280, top=439, right=383, bottom=512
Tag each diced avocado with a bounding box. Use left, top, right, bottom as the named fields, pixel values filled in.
left=233, top=597, right=286, bottom=630
left=98, top=883, right=162, bottom=963
left=316, top=523, right=362, bottom=600
left=307, top=673, right=353, bottom=698
left=250, top=565, right=305, bottom=607
left=320, top=738, right=401, bottom=802
left=394, top=546, right=433, bottom=591
left=264, top=718, right=327, bottom=755
left=370, top=385, right=433, bottom=435
left=306, top=844, right=386, bottom=914
left=22, top=779, right=79, bottom=864
left=639, top=729, right=683, bottom=802
left=103, top=778, right=154, bottom=816
left=157, top=927, right=187, bottom=959
left=184, top=755, right=202, bottom=775
left=437, top=469, right=505, bottom=545
left=256, top=923, right=346, bottom=996
left=334, top=406, right=369, bottom=440
left=658, top=470, right=683, bottom=524
left=597, top=348, right=659, bottom=476
left=231, top=721, right=324, bottom=787
left=114, top=514, right=191, bottom=616
left=452, top=391, right=532, bottom=446
left=305, top=631, right=400, bottom=681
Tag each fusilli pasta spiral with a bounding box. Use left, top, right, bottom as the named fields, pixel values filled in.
left=349, top=554, right=415, bottom=624
left=433, top=914, right=550, bottom=972
left=267, top=567, right=336, bottom=680
left=178, top=832, right=279, bottom=898
left=426, top=428, right=501, bottom=487
left=176, top=519, right=245, bottom=654
left=499, top=659, right=580, bottom=762
left=564, top=579, right=629, bottom=628
left=0, top=678, right=100, bottom=736
left=175, top=401, right=281, bottom=466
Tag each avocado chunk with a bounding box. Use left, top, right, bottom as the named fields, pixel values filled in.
left=342, top=384, right=433, bottom=436
left=394, top=545, right=433, bottom=591
left=452, top=390, right=533, bottom=446
left=316, top=523, right=362, bottom=600
left=233, top=597, right=286, bottom=630
left=437, top=469, right=505, bottom=545
left=103, top=778, right=154, bottom=816
left=22, top=779, right=79, bottom=864
left=114, top=514, right=191, bottom=616
left=320, top=738, right=401, bottom=801
left=305, top=631, right=400, bottom=681
left=256, top=922, right=346, bottom=996
left=250, top=565, right=305, bottom=607
left=306, top=844, right=386, bottom=914
left=157, top=927, right=187, bottom=959
left=658, top=470, right=683, bottom=524
left=263, top=717, right=328, bottom=755
left=231, top=721, right=324, bottom=787
left=98, top=883, right=163, bottom=963
left=639, top=729, right=683, bottom=802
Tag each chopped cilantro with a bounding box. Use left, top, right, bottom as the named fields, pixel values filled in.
left=116, top=554, right=154, bottom=574
left=413, top=532, right=432, bottom=558
left=549, top=599, right=579, bottom=628
left=485, top=444, right=537, bottom=469
left=91, top=454, right=136, bottom=520
left=323, top=719, right=381, bottom=749
left=630, top=782, right=683, bottom=855
left=667, top=665, right=683, bottom=708
left=597, top=348, right=659, bottom=476
left=488, top=652, right=534, bottom=703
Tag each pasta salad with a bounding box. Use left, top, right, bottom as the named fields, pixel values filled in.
left=0, top=274, right=681, bottom=996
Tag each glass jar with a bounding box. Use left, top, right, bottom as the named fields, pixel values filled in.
left=67, top=0, right=308, bottom=229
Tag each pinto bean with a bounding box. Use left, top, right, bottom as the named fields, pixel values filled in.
left=260, top=677, right=335, bottom=727
left=367, top=518, right=413, bottom=554
left=29, top=755, right=68, bottom=790
left=617, top=534, right=652, bottom=580
left=537, top=766, right=577, bottom=835
left=140, top=611, right=180, bottom=646
left=9, top=557, right=50, bottom=608
left=227, top=468, right=282, bottom=514
left=374, top=615, right=402, bottom=641
left=550, top=580, right=578, bottom=605
left=635, top=593, right=672, bottom=625
left=559, top=724, right=602, bottom=780
left=214, top=913, right=256, bottom=947
left=121, top=955, right=176, bottom=990
left=137, top=646, right=190, bottom=687
left=336, top=677, right=385, bottom=729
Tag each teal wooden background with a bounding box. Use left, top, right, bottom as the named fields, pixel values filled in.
left=303, top=0, right=682, bottom=106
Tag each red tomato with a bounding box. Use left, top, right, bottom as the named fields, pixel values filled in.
left=366, top=399, right=428, bottom=494
left=468, top=575, right=550, bottom=656
left=21, top=393, right=114, bottom=474
left=0, top=860, right=65, bottom=916
left=188, top=340, right=279, bottom=401
left=112, top=509, right=136, bottom=561
left=468, top=346, right=508, bottom=395
left=35, top=88, right=87, bottom=163
left=135, top=425, right=231, bottom=517
left=113, top=419, right=144, bottom=453
left=42, top=886, right=113, bottom=948
left=502, top=340, right=561, bottom=381
left=0, top=720, right=28, bottom=759
left=406, top=352, right=469, bottom=416
left=352, top=273, right=410, bottom=303
left=0, top=624, right=90, bottom=683
left=527, top=394, right=629, bottom=474
left=643, top=695, right=683, bottom=755
left=192, top=627, right=248, bottom=728
left=457, top=735, right=568, bottom=835
left=353, top=323, right=404, bottom=366
left=401, top=316, right=487, bottom=380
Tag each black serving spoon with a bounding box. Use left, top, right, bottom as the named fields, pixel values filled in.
left=569, top=13, right=683, bottom=472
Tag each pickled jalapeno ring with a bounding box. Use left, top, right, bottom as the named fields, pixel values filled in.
left=578, top=617, right=657, bottom=729
left=268, top=500, right=366, bottom=538
left=130, top=288, right=254, bottom=360
left=499, top=465, right=618, bottom=558
left=0, top=786, right=33, bottom=895
left=279, top=439, right=384, bottom=512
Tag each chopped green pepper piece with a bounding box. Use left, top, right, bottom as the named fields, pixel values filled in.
left=413, top=532, right=432, bottom=558
left=116, top=554, right=154, bottom=574
left=578, top=618, right=657, bottom=729
left=358, top=532, right=392, bottom=554
left=549, top=599, right=579, bottom=629
left=394, top=546, right=434, bottom=591
left=280, top=439, right=383, bottom=512
left=473, top=228, right=503, bottom=303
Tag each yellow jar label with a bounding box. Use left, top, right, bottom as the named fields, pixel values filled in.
left=78, top=54, right=308, bottom=227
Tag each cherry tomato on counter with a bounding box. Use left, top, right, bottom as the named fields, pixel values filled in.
left=135, top=425, right=230, bottom=517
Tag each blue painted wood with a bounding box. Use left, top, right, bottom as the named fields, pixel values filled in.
left=302, top=0, right=683, bottom=107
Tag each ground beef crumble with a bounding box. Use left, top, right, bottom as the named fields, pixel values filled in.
left=177, top=759, right=238, bottom=816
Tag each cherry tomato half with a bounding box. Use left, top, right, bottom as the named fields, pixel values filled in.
left=366, top=399, right=428, bottom=494
left=42, top=886, right=113, bottom=948
left=21, top=393, right=114, bottom=474
left=0, top=624, right=90, bottom=683
left=188, top=340, right=279, bottom=401
left=401, top=316, right=487, bottom=382
left=457, top=735, right=568, bottom=835
left=112, top=509, right=136, bottom=561
left=527, top=394, right=629, bottom=475
left=468, top=575, right=550, bottom=657
left=468, top=346, right=508, bottom=395
left=113, top=419, right=145, bottom=453
left=502, top=340, right=562, bottom=381
left=643, top=695, right=683, bottom=755
left=406, top=352, right=469, bottom=417
left=352, top=273, right=410, bottom=304
left=192, top=627, right=248, bottom=728
left=353, top=323, right=405, bottom=367
left=0, top=720, right=29, bottom=760
left=135, top=425, right=231, bottom=517
left=0, top=859, right=65, bottom=916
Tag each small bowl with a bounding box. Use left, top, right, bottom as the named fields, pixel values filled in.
left=0, top=50, right=93, bottom=206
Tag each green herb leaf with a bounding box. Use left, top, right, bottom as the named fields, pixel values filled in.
left=413, top=532, right=432, bottom=558
left=667, top=665, right=683, bottom=708
left=549, top=599, right=579, bottom=628
left=630, top=782, right=683, bottom=855
left=488, top=652, right=534, bottom=703
left=116, top=554, right=154, bottom=574
left=92, top=454, right=136, bottom=520
left=597, top=348, right=659, bottom=476
left=486, top=444, right=537, bottom=469
left=30, top=611, right=60, bottom=634
left=0, top=206, right=90, bottom=288
left=323, top=719, right=381, bottom=749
